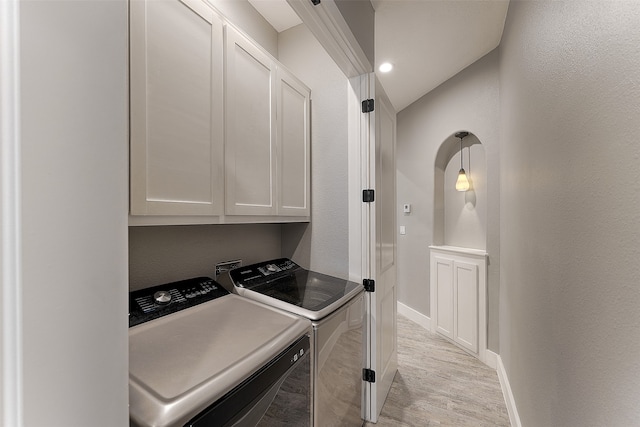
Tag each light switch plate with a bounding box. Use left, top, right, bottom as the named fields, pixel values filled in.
left=400, top=226, right=406, bottom=235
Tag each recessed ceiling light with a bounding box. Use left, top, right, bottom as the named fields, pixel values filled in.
left=379, top=62, right=393, bottom=73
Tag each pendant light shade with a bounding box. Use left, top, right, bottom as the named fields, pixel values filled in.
left=456, top=168, right=470, bottom=191
left=455, top=131, right=470, bottom=192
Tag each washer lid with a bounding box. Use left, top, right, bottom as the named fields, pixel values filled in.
left=129, top=294, right=311, bottom=427
left=227, top=259, right=364, bottom=320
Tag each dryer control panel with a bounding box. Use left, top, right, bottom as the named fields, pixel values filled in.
left=129, top=277, right=229, bottom=327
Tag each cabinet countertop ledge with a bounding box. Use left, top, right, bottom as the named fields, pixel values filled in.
left=429, top=245, right=488, bottom=257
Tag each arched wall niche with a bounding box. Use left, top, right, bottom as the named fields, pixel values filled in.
left=433, top=131, right=487, bottom=250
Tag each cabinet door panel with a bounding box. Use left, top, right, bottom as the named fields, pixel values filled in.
left=454, top=261, right=478, bottom=353
left=130, top=0, right=223, bottom=215
left=434, top=257, right=454, bottom=339
left=225, top=26, right=276, bottom=215
left=277, top=69, right=310, bottom=216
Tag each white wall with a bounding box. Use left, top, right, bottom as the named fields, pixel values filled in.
left=499, top=2, right=640, bottom=425
left=396, top=50, right=500, bottom=350
left=19, top=1, right=129, bottom=425
left=278, top=24, right=350, bottom=279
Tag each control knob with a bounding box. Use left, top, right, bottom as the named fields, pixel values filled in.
left=153, top=290, right=172, bottom=305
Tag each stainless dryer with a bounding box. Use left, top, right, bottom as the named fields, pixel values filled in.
left=129, top=276, right=312, bottom=427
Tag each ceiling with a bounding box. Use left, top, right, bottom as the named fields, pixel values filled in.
left=248, top=0, right=302, bottom=32
left=250, top=0, right=510, bottom=112
left=373, top=0, right=509, bottom=111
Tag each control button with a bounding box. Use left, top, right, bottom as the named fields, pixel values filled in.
left=266, top=264, right=278, bottom=272
left=153, top=291, right=172, bottom=305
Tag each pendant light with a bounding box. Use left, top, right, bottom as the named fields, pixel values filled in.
left=455, top=131, right=470, bottom=192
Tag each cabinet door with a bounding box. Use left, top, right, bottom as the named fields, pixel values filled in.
left=130, top=0, right=224, bottom=215
left=454, top=261, right=478, bottom=353
left=276, top=68, right=310, bottom=217
left=225, top=26, right=277, bottom=216
left=434, top=256, right=454, bottom=340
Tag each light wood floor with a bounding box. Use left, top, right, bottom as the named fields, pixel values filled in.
left=365, top=315, right=510, bottom=426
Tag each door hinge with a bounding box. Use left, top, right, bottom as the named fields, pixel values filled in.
left=362, top=189, right=375, bottom=203
left=361, top=99, right=375, bottom=113
left=363, top=368, right=376, bottom=383
left=311, top=0, right=321, bottom=5
left=363, top=279, right=375, bottom=292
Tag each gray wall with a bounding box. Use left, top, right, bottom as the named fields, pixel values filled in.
left=129, top=224, right=283, bottom=290
left=396, top=49, right=500, bottom=351
left=278, top=24, right=350, bottom=279
left=499, top=2, right=640, bottom=425
left=20, top=1, right=129, bottom=424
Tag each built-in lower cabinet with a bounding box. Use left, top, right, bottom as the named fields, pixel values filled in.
left=430, top=246, right=487, bottom=361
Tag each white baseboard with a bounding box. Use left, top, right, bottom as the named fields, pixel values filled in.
left=397, top=302, right=431, bottom=330
left=497, top=355, right=522, bottom=427
left=485, top=349, right=498, bottom=370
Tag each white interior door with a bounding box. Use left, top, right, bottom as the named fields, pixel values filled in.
left=362, top=74, right=398, bottom=422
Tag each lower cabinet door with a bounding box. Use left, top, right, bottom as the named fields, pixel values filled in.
left=434, top=257, right=454, bottom=340
left=453, top=261, right=478, bottom=353
left=432, top=254, right=479, bottom=353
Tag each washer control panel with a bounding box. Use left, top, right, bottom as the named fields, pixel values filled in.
left=230, top=258, right=299, bottom=288
left=129, top=277, right=228, bottom=327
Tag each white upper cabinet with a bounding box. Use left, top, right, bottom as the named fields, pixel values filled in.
left=130, top=0, right=224, bottom=216
left=224, top=26, right=277, bottom=216
left=225, top=26, right=311, bottom=218
left=277, top=67, right=311, bottom=217
left=129, top=1, right=310, bottom=223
